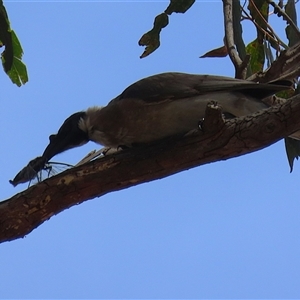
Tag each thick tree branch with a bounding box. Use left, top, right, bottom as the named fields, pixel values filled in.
left=1, top=94, right=300, bottom=244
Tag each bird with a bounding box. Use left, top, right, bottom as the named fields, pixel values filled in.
left=41, top=72, right=292, bottom=162
left=10, top=72, right=295, bottom=186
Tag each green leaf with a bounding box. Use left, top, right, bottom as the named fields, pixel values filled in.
left=200, top=45, right=228, bottom=58
left=0, top=0, right=13, bottom=72
left=246, top=38, right=265, bottom=73
left=0, top=1, right=28, bottom=85
left=282, top=0, right=299, bottom=170
left=139, top=13, right=169, bottom=58
left=285, top=0, right=298, bottom=47
left=1, top=30, right=28, bottom=86
left=233, top=0, right=246, bottom=61
left=0, top=0, right=9, bottom=30
left=284, top=137, right=300, bottom=172
left=284, top=85, right=300, bottom=172
left=264, top=40, right=274, bottom=68
left=165, top=0, right=195, bottom=14
left=10, top=30, right=23, bottom=59
left=248, top=0, right=269, bottom=26
left=139, top=0, right=195, bottom=58
left=248, top=0, right=269, bottom=41
left=7, top=55, right=28, bottom=87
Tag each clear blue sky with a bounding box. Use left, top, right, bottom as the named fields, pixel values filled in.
left=1, top=1, right=299, bottom=298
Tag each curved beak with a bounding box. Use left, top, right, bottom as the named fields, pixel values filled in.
left=42, top=112, right=89, bottom=161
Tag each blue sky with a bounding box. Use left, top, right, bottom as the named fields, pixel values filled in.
left=0, top=1, right=299, bottom=298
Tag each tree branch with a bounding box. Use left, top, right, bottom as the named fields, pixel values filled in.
left=1, top=94, right=300, bottom=243
left=267, top=0, right=300, bottom=40
left=248, top=41, right=300, bottom=82
left=223, top=0, right=249, bottom=79
left=263, top=42, right=300, bottom=82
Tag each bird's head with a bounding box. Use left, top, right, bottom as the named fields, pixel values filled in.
left=42, top=112, right=90, bottom=161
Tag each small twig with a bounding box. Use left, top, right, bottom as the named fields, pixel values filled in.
left=223, top=0, right=250, bottom=79
left=247, top=41, right=300, bottom=82
left=250, top=41, right=300, bottom=83
left=75, top=149, right=104, bottom=166
left=241, top=4, right=288, bottom=49
left=76, top=147, right=120, bottom=166
left=267, top=0, right=300, bottom=39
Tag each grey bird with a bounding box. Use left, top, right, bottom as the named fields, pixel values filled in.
left=9, top=72, right=294, bottom=186
left=42, top=72, right=292, bottom=161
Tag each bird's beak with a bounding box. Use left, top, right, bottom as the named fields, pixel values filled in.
left=42, top=112, right=89, bottom=160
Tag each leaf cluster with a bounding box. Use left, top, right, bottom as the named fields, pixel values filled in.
left=0, top=0, right=27, bottom=86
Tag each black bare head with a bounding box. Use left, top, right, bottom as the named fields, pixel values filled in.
left=42, top=112, right=89, bottom=161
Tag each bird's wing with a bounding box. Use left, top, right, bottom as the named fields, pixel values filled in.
left=112, top=72, right=289, bottom=103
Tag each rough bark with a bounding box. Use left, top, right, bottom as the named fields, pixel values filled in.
left=1, top=95, right=300, bottom=244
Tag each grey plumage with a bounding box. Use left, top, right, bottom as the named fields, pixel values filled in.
left=78, top=72, right=290, bottom=148
left=10, top=72, right=293, bottom=186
